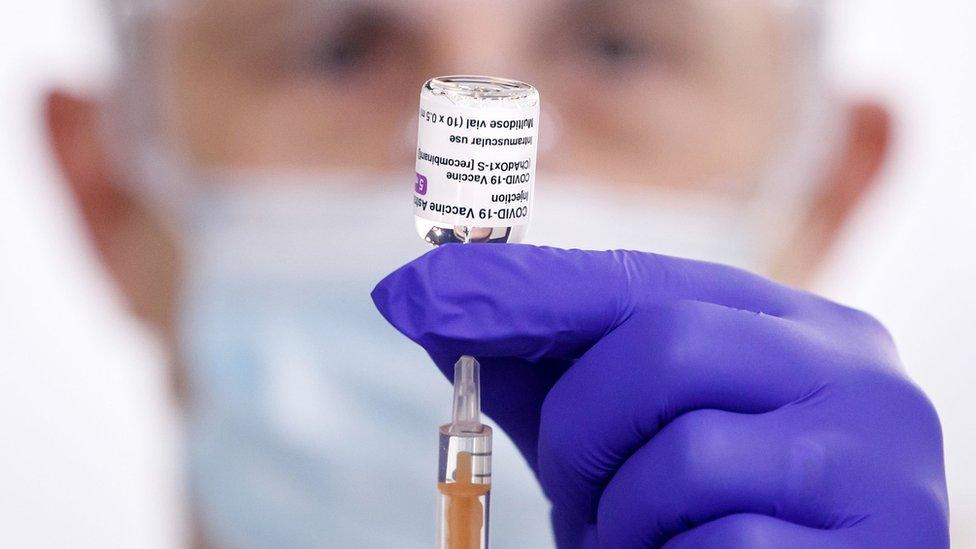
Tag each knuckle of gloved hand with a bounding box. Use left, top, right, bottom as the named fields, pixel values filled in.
left=663, top=410, right=735, bottom=494
left=877, top=370, right=944, bottom=444
left=629, top=300, right=700, bottom=372
left=853, top=308, right=892, bottom=338
left=906, top=483, right=951, bottom=540
left=704, top=515, right=780, bottom=549
left=834, top=366, right=943, bottom=448
left=828, top=302, right=897, bottom=345
left=538, top=381, right=589, bottom=482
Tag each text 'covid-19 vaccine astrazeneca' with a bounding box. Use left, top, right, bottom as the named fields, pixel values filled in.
left=414, top=75, right=541, bottom=246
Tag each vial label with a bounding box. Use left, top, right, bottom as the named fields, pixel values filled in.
left=414, top=92, right=540, bottom=229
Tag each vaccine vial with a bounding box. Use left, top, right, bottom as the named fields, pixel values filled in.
left=414, top=76, right=541, bottom=245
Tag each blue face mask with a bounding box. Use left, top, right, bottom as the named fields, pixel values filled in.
left=177, top=172, right=554, bottom=548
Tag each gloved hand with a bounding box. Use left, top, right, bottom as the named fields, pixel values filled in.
left=372, top=245, right=948, bottom=548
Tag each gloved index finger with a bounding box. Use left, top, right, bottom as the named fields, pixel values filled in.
left=371, top=244, right=800, bottom=362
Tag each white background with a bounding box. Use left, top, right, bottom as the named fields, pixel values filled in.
left=1, top=1, right=973, bottom=547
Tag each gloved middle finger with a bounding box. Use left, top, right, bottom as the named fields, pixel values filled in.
left=536, top=299, right=834, bottom=523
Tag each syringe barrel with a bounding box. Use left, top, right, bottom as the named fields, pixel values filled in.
left=436, top=426, right=493, bottom=549
left=438, top=426, right=493, bottom=484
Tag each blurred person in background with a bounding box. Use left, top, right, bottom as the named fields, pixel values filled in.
left=42, top=0, right=949, bottom=547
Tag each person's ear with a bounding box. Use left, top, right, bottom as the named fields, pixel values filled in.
left=772, top=99, right=892, bottom=285
left=45, top=89, right=180, bottom=330
left=47, top=90, right=127, bottom=261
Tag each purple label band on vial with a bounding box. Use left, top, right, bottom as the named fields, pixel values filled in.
left=415, top=173, right=429, bottom=196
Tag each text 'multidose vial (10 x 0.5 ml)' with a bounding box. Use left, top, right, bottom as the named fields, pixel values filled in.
left=414, top=75, right=541, bottom=245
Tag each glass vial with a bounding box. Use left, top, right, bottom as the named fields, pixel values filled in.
left=414, top=75, right=541, bottom=245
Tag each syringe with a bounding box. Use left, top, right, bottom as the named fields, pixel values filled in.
left=436, top=356, right=492, bottom=549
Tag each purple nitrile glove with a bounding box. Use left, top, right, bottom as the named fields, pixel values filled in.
left=371, top=244, right=948, bottom=548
